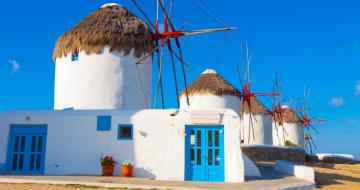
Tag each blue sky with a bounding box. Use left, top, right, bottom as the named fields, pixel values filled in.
left=0, top=0, right=359, bottom=158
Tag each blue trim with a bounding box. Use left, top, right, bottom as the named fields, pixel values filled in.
left=184, top=125, right=225, bottom=182
left=185, top=127, right=191, bottom=180
left=0, top=163, right=6, bottom=173
left=6, top=124, right=48, bottom=175
left=97, top=116, right=112, bottom=131
left=117, top=124, right=133, bottom=140
left=71, top=53, right=79, bottom=61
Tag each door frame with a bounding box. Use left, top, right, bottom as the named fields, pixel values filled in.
left=184, top=125, right=225, bottom=182
left=6, top=124, right=48, bottom=174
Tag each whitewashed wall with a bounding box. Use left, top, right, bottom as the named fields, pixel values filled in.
left=54, top=47, right=152, bottom=110
left=180, top=94, right=240, bottom=114
left=272, top=122, right=304, bottom=146
left=0, top=109, right=245, bottom=182
left=241, top=114, right=273, bottom=145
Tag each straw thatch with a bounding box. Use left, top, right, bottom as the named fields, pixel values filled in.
left=179, top=70, right=241, bottom=98
left=53, top=4, right=153, bottom=61
left=240, top=96, right=271, bottom=115
left=274, top=106, right=301, bottom=123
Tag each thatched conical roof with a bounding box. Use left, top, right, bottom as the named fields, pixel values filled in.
left=274, top=105, right=301, bottom=123
left=179, top=69, right=241, bottom=97
left=53, top=3, right=153, bottom=61
left=240, top=96, right=271, bottom=115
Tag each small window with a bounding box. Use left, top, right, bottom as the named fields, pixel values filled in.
left=72, top=50, right=79, bottom=61
left=97, top=116, right=111, bottom=131
left=118, top=125, right=133, bottom=140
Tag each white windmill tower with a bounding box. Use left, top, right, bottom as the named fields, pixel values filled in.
left=236, top=43, right=277, bottom=145
left=272, top=105, right=304, bottom=146
left=240, top=97, right=273, bottom=145
left=179, top=69, right=241, bottom=113
left=53, top=4, right=153, bottom=110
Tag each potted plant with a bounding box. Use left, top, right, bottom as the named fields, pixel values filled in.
left=121, top=160, right=134, bottom=177
left=100, top=156, right=117, bottom=176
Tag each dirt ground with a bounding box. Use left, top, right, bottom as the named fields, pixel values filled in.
left=307, top=163, right=360, bottom=190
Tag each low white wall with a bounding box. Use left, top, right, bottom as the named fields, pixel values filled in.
left=275, top=160, right=315, bottom=183
left=54, top=47, right=152, bottom=110
left=241, top=114, right=272, bottom=145
left=0, top=109, right=245, bottom=182
left=272, top=122, right=304, bottom=146
left=180, top=94, right=241, bottom=114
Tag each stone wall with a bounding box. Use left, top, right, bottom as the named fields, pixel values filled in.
left=241, top=145, right=306, bottom=163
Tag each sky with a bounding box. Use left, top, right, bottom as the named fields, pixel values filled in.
left=0, top=0, right=359, bottom=158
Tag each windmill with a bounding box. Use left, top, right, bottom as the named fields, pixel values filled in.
left=271, top=72, right=289, bottom=144
left=236, top=42, right=280, bottom=144
left=271, top=77, right=307, bottom=146
left=296, top=87, right=326, bottom=154
left=131, top=0, right=236, bottom=109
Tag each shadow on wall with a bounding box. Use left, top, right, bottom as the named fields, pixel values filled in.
left=135, top=167, right=156, bottom=179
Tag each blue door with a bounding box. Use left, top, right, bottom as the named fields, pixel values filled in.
left=185, top=125, right=224, bottom=182
left=7, top=125, right=47, bottom=174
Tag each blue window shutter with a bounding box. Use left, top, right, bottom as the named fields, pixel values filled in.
left=72, top=52, right=79, bottom=61
left=118, top=125, right=133, bottom=140
left=97, top=116, right=111, bottom=131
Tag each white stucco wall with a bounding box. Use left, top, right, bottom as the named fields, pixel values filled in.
left=275, top=160, right=315, bottom=183
left=241, top=114, right=272, bottom=145
left=54, top=47, right=152, bottom=110
left=272, top=122, right=304, bottom=146
left=0, top=109, right=245, bottom=182
left=179, top=93, right=240, bottom=114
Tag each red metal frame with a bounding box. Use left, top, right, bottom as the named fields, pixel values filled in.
left=239, top=83, right=281, bottom=106
left=300, top=113, right=326, bottom=127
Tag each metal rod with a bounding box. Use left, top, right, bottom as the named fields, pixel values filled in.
left=130, top=0, right=156, bottom=29
left=169, top=45, right=180, bottom=108
left=182, top=27, right=236, bottom=35
left=178, top=47, right=190, bottom=106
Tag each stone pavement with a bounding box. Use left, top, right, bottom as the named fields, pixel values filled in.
left=0, top=166, right=316, bottom=190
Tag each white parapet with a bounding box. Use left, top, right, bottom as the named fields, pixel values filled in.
left=275, top=160, right=315, bottom=183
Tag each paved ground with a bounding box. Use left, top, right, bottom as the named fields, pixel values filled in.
left=0, top=165, right=315, bottom=190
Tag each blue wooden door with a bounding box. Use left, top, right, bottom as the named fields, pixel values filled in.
left=185, top=125, right=224, bottom=182
left=7, top=125, right=47, bottom=174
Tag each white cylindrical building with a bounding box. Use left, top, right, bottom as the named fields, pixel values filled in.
left=272, top=105, right=304, bottom=146
left=240, top=97, right=273, bottom=145
left=179, top=69, right=241, bottom=113
left=53, top=4, right=153, bottom=110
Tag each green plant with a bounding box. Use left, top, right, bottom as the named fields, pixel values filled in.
left=101, top=156, right=117, bottom=167
left=122, top=160, right=134, bottom=167
left=284, top=140, right=298, bottom=147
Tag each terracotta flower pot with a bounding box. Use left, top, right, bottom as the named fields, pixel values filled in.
left=102, top=165, right=115, bottom=176
left=121, top=165, right=134, bottom=177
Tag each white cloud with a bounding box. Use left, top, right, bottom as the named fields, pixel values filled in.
left=355, top=81, right=360, bottom=96
left=9, top=60, right=20, bottom=74
left=329, top=97, right=345, bottom=107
